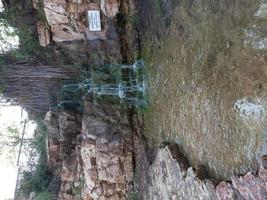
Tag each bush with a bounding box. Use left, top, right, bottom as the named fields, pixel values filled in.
left=36, top=192, right=53, bottom=200
left=19, top=121, right=56, bottom=197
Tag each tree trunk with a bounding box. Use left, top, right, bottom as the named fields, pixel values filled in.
left=1, top=64, right=79, bottom=115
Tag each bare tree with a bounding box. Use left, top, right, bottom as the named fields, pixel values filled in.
left=0, top=64, right=80, bottom=115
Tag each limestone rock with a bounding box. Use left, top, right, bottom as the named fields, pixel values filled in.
left=232, top=172, right=267, bottom=200
left=216, top=181, right=239, bottom=200
left=137, top=144, right=267, bottom=200
left=66, top=3, right=87, bottom=14
left=100, top=0, right=121, bottom=18
left=43, top=0, right=69, bottom=25
left=37, top=21, right=51, bottom=47
left=85, top=28, right=106, bottom=41
left=79, top=108, right=133, bottom=199
left=51, top=24, right=85, bottom=42
left=49, top=102, right=133, bottom=200
left=57, top=111, right=82, bottom=199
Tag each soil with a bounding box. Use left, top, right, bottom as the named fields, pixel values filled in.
left=136, top=0, right=267, bottom=179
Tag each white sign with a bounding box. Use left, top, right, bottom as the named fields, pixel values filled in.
left=87, top=10, right=101, bottom=32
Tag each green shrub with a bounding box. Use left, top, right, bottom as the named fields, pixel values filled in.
left=36, top=192, right=53, bottom=200
left=19, top=121, right=55, bottom=197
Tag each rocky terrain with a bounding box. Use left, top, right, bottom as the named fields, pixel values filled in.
left=45, top=100, right=134, bottom=199
left=2, top=0, right=267, bottom=199
left=135, top=143, right=267, bottom=200
left=37, top=0, right=267, bottom=199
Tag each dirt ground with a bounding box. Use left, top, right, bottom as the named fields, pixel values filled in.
left=136, top=0, right=267, bottom=179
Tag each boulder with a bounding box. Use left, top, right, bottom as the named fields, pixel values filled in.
left=37, top=21, right=51, bottom=47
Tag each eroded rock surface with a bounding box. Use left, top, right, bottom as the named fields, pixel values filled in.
left=45, top=99, right=134, bottom=200
left=135, top=144, right=267, bottom=200
left=80, top=101, right=134, bottom=200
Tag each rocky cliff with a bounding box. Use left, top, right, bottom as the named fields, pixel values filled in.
left=33, top=0, right=124, bottom=65
left=45, top=100, right=134, bottom=200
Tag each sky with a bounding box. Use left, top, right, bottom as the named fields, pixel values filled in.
left=0, top=105, right=36, bottom=200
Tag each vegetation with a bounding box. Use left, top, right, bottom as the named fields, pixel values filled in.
left=18, top=121, right=59, bottom=199
left=127, top=192, right=140, bottom=200
left=0, top=2, right=40, bottom=59
left=36, top=192, right=54, bottom=200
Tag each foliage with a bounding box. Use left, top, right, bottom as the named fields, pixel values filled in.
left=127, top=192, right=140, bottom=200
left=0, top=2, right=43, bottom=63
left=15, top=24, right=39, bottom=58
left=71, top=180, right=84, bottom=200
left=19, top=121, right=56, bottom=197
left=0, top=119, right=28, bottom=164
left=36, top=192, right=54, bottom=200
left=116, top=11, right=127, bottom=28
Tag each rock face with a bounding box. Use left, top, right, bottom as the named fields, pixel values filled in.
left=34, top=0, right=123, bottom=66
left=57, top=111, right=82, bottom=200
left=46, top=100, right=134, bottom=200
left=37, top=21, right=51, bottom=47
left=34, top=0, right=121, bottom=45
left=80, top=101, right=133, bottom=200
left=135, top=143, right=267, bottom=200
left=43, top=0, right=69, bottom=25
